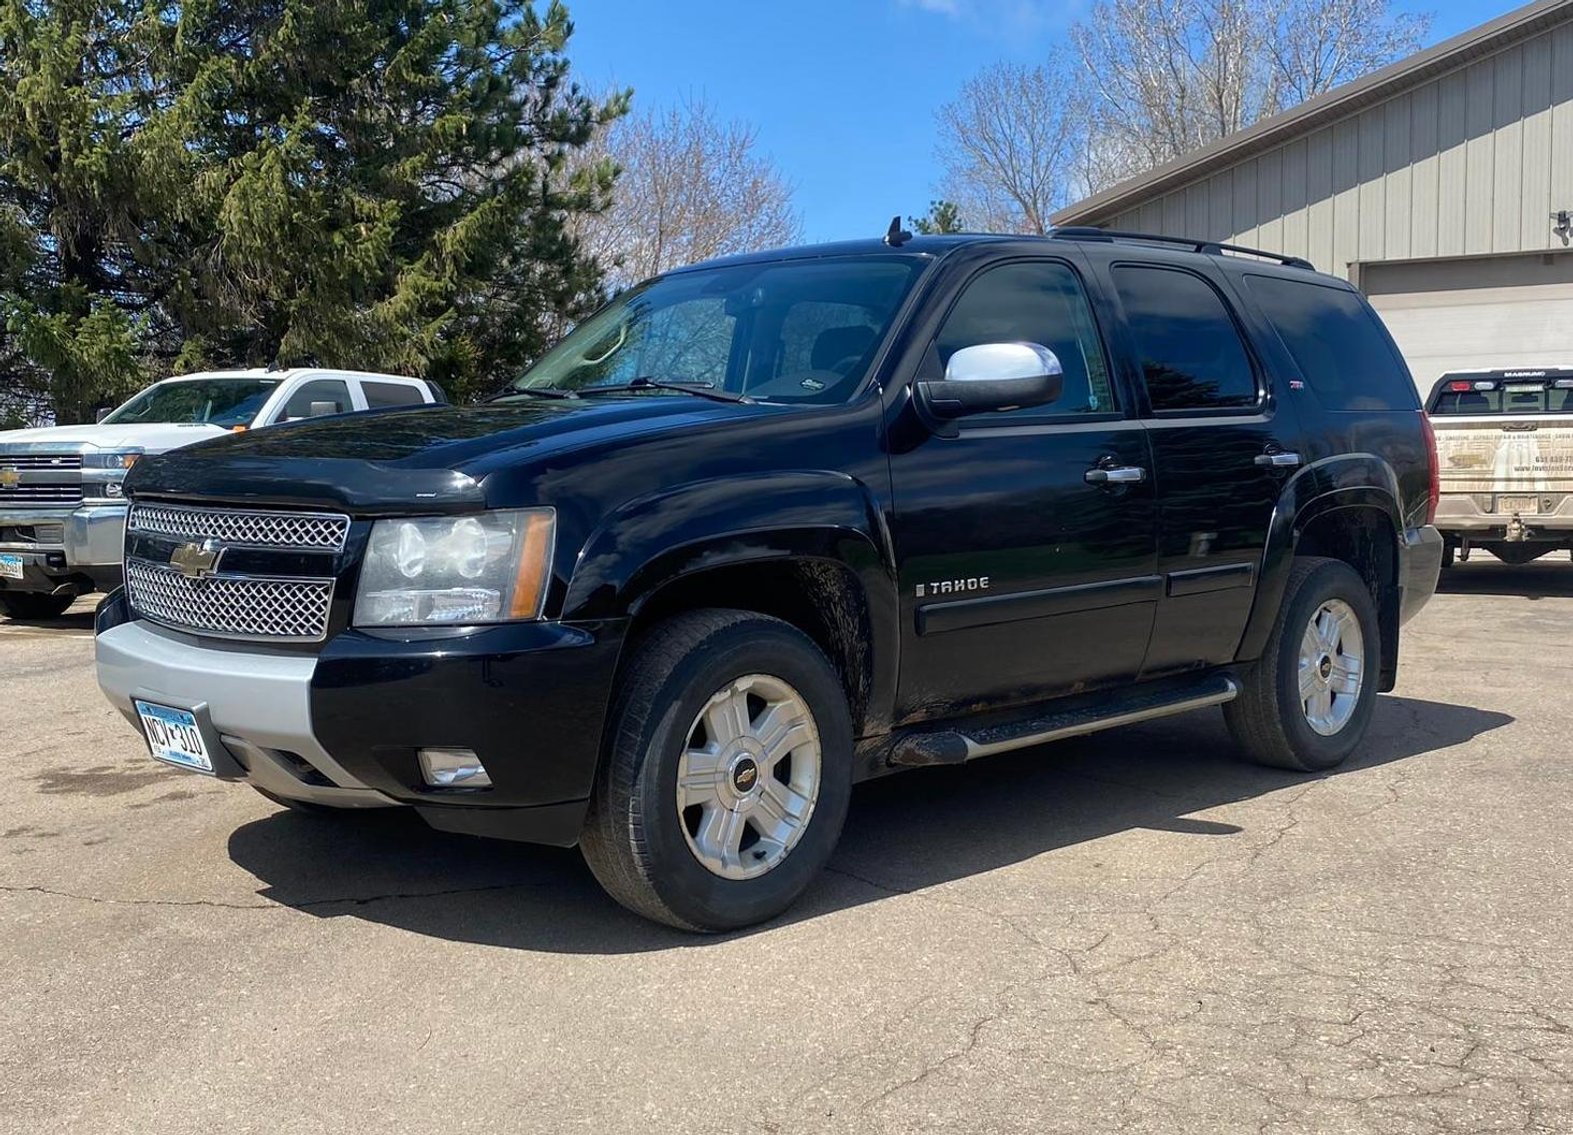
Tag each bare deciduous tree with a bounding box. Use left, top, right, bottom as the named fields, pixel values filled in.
left=934, top=59, right=1090, bottom=235
left=1267, top=0, right=1433, bottom=106
left=575, top=99, right=802, bottom=289
left=1072, top=0, right=1430, bottom=184
left=937, top=0, right=1430, bottom=224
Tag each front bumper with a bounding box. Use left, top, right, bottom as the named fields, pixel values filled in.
left=93, top=591, right=627, bottom=844
left=0, top=503, right=126, bottom=593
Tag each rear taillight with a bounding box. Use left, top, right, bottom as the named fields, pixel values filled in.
left=1419, top=411, right=1439, bottom=526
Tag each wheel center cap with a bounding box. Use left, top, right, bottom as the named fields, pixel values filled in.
left=1318, top=655, right=1333, bottom=680
left=730, top=756, right=760, bottom=794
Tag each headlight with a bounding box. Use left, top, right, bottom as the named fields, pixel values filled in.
left=82, top=450, right=142, bottom=470
left=353, top=509, right=555, bottom=628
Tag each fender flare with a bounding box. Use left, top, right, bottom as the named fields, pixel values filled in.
left=561, top=470, right=900, bottom=730
left=1238, top=454, right=1404, bottom=667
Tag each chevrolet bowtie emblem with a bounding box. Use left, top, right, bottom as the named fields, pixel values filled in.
left=170, top=539, right=222, bottom=580
left=0, top=467, right=18, bottom=490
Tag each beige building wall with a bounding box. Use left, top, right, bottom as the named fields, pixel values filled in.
left=1102, top=22, right=1573, bottom=280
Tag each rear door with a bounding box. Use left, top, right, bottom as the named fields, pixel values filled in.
left=1092, top=254, right=1304, bottom=675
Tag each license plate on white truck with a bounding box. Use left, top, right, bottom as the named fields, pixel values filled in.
left=134, top=700, right=214, bottom=774
left=0, top=553, right=22, bottom=580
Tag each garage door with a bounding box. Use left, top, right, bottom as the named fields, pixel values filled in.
left=1362, top=250, right=1573, bottom=397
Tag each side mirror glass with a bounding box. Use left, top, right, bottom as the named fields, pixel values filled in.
left=917, top=343, right=1064, bottom=421
left=95, top=407, right=112, bottom=423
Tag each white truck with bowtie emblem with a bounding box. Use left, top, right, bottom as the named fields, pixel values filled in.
left=0, top=368, right=440, bottom=619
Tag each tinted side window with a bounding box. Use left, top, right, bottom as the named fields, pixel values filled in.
left=1112, top=266, right=1258, bottom=412
left=936, top=261, right=1116, bottom=419
left=363, top=381, right=425, bottom=409
left=1246, top=274, right=1418, bottom=411
left=278, top=379, right=352, bottom=421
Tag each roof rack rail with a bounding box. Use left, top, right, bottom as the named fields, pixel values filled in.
left=1050, top=227, right=1317, bottom=271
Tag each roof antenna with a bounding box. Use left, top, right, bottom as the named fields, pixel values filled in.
left=883, top=214, right=913, bottom=247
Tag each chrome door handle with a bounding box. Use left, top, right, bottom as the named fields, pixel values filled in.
left=1254, top=451, right=1302, bottom=468
left=1085, top=465, right=1147, bottom=485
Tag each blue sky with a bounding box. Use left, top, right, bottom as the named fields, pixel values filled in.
left=567, top=0, right=1500, bottom=243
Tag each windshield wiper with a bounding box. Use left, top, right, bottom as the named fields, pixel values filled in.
left=578, top=376, right=755, bottom=404
left=483, top=386, right=579, bottom=402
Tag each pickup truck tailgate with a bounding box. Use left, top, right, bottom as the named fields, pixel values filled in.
left=1433, top=417, right=1573, bottom=494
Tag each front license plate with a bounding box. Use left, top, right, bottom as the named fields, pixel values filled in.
left=1498, top=495, right=1539, bottom=515
left=134, top=700, right=214, bottom=774
left=0, top=553, right=22, bottom=580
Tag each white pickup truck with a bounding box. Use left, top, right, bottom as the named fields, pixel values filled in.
left=1426, top=367, right=1573, bottom=566
left=0, top=367, right=442, bottom=618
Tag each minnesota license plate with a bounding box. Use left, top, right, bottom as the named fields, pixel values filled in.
left=134, top=700, right=214, bottom=774
left=1498, top=495, right=1539, bottom=515
left=0, top=553, right=22, bottom=580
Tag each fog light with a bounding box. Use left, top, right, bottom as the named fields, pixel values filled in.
left=418, top=748, right=491, bottom=788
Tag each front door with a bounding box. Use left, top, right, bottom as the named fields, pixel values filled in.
left=888, top=257, right=1160, bottom=724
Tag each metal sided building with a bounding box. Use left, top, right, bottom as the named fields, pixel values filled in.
left=1051, top=0, right=1573, bottom=394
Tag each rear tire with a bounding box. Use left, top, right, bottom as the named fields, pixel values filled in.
left=1225, top=557, right=1380, bottom=772
left=580, top=609, right=854, bottom=932
left=0, top=592, right=76, bottom=620
left=1440, top=540, right=1455, bottom=569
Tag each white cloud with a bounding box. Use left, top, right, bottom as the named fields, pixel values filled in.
left=898, top=0, right=964, bottom=15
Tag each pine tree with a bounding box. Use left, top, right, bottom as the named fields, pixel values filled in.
left=0, top=0, right=622, bottom=421
left=910, top=200, right=964, bottom=235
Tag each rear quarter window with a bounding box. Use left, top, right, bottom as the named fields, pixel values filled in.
left=1245, top=274, right=1418, bottom=411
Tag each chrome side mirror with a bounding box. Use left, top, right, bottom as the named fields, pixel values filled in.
left=918, top=343, right=1064, bottom=420
left=308, top=400, right=340, bottom=418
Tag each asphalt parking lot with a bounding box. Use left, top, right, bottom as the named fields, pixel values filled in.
left=3, top=566, right=1571, bottom=1135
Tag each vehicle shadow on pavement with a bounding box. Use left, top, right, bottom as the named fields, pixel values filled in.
left=1436, top=559, right=1573, bottom=599
left=226, top=695, right=1511, bottom=953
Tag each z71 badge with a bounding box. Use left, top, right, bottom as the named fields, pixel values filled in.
left=916, top=577, right=989, bottom=598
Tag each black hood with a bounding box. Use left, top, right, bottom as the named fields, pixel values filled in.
left=126, top=396, right=776, bottom=513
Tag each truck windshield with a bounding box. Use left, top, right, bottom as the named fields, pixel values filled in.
left=508, top=256, right=928, bottom=404
left=102, top=379, right=281, bottom=427
left=1429, top=374, right=1573, bottom=416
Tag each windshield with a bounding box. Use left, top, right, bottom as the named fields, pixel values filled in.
left=102, top=379, right=281, bottom=427
left=1429, top=373, right=1573, bottom=416
left=510, top=256, right=927, bottom=404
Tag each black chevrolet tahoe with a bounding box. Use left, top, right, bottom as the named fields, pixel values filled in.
left=95, top=230, right=1443, bottom=931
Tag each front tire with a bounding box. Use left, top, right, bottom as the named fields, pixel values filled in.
left=0, top=592, right=76, bottom=620
left=1225, top=557, right=1380, bottom=772
left=580, top=609, right=853, bottom=932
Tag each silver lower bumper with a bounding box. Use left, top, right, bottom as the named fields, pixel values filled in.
left=95, top=620, right=397, bottom=808
left=0, top=503, right=127, bottom=565
left=1435, top=493, right=1573, bottom=535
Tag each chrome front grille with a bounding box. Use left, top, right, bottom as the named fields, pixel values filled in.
left=1, top=454, right=82, bottom=470
left=0, top=483, right=84, bottom=504
left=125, top=559, right=335, bottom=643
left=127, top=503, right=350, bottom=551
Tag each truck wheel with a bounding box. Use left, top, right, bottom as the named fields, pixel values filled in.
left=0, top=592, right=76, bottom=620
left=1440, top=540, right=1455, bottom=569
left=1225, top=557, right=1379, bottom=772
left=581, top=609, right=853, bottom=932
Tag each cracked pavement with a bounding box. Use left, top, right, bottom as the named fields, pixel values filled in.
left=3, top=563, right=1571, bottom=1134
